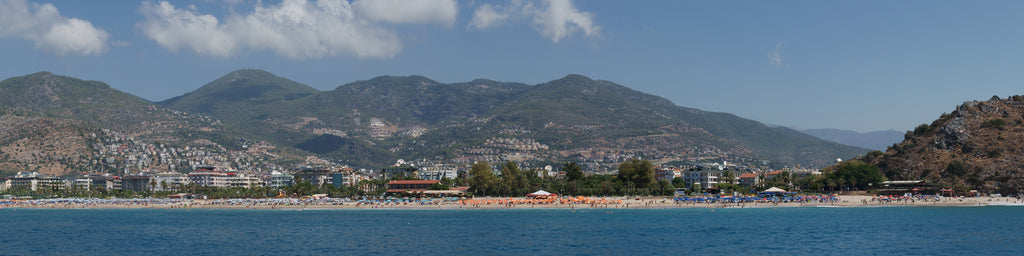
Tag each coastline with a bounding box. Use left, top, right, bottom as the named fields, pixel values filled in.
left=3, top=195, right=1022, bottom=210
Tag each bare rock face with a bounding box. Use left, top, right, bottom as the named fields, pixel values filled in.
left=934, top=114, right=968, bottom=150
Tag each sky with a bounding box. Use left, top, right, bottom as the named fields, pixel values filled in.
left=1, top=0, right=1023, bottom=133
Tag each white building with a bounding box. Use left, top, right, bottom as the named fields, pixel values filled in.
left=418, top=165, right=458, bottom=180
left=153, top=172, right=189, bottom=191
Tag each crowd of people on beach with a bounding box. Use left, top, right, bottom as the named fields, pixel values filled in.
left=459, top=196, right=625, bottom=208
left=4, top=194, right=1023, bottom=209
left=673, top=194, right=841, bottom=207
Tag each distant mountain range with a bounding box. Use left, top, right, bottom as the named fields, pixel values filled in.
left=799, top=128, right=904, bottom=151
left=0, top=70, right=869, bottom=175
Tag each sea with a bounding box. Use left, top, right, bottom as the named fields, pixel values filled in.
left=2, top=206, right=1022, bottom=255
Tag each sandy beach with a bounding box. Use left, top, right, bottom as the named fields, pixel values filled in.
left=3, top=195, right=1023, bottom=210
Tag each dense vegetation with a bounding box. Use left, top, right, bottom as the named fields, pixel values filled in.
left=466, top=159, right=676, bottom=197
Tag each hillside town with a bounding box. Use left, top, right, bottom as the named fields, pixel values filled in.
left=2, top=153, right=831, bottom=198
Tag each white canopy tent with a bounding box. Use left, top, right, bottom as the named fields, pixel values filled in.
left=526, top=190, right=555, bottom=197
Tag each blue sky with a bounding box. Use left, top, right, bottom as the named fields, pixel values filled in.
left=1, top=0, right=1023, bottom=133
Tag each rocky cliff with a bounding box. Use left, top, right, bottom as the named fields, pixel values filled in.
left=867, top=95, right=1024, bottom=194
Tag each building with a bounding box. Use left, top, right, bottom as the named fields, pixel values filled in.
left=229, top=175, right=260, bottom=189
left=293, top=169, right=336, bottom=187
left=878, top=180, right=941, bottom=196
left=655, top=167, right=682, bottom=181
left=417, top=165, right=457, bottom=180
left=332, top=172, right=346, bottom=188
left=86, top=173, right=122, bottom=191
left=0, top=177, right=9, bottom=191
left=790, top=169, right=823, bottom=180
left=68, top=178, right=92, bottom=191
left=683, top=166, right=723, bottom=190
left=738, top=172, right=760, bottom=188
left=334, top=169, right=370, bottom=188
left=9, top=172, right=65, bottom=191
left=188, top=168, right=234, bottom=188
left=386, top=180, right=440, bottom=195
left=122, top=175, right=154, bottom=192
left=764, top=171, right=785, bottom=182
left=264, top=171, right=294, bottom=188
left=382, top=165, right=418, bottom=180
left=153, top=172, right=188, bottom=191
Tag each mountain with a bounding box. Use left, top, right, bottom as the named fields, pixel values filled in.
left=160, top=69, right=319, bottom=124
left=0, top=114, right=100, bottom=177
left=0, top=70, right=870, bottom=175
left=159, top=70, right=868, bottom=169
left=865, top=96, right=1024, bottom=194
left=0, top=72, right=304, bottom=176
left=801, top=128, right=904, bottom=151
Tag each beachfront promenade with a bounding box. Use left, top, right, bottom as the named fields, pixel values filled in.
left=3, top=195, right=1022, bottom=210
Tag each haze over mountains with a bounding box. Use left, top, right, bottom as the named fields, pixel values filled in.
left=799, top=128, right=904, bottom=151
left=0, top=70, right=868, bottom=176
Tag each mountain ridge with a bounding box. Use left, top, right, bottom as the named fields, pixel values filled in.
left=156, top=70, right=868, bottom=168
left=0, top=70, right=869, bottom=174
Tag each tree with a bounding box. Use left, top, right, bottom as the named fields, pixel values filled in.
left=467, top=161, right=498, bottom=196
left=658, top=180, right=675, bottom=196
left=564, top=162, right=584, bottom=182
left=671, top=177, right=686, bottom=189
left=617, top=158, right=655, bottom=189
left=722, top=170, right=735, bottom=185
left=500, top=161, right=526, bottom=196
left=828, top=159, right=885, bottom=191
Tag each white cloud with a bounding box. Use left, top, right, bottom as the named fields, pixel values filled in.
left=768, top=42, right=784, bottom=68
left=530, top=0, right=598, bottom=43
left=468, top=0, right=598, bottom=43
left=0, top=0, right=109, bottom=56
left=352, top=0, right=457, bottom=27
left=468, top=4, right=508, bottom=29
left=138, top=0, right=446, bottom=59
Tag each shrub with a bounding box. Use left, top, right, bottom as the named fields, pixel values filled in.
left=988, top=149, right=1002, bottom=158
left=981, top=118, right=1006, bottom=129
left=913, top=124, right=931, bottom=135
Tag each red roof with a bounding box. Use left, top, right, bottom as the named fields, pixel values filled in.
left=387, top=189, right=427, bottom=193
left=388, top=180, right=440, bottom=185
left=738, top=173, right=759, bottom=178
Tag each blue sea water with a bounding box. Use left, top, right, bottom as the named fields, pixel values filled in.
left=2, top=206, right=1023, bottom=255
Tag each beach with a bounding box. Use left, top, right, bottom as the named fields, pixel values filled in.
left=3, top=195, right=1022, bottom=210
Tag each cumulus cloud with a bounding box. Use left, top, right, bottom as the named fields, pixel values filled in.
left=352, top=0, right=457, bottom=27
left=468, top=4, right=509, bottom=29
left=468, top=0, right=598, bottom=42
left=768, top=42, right=784, bottom=68
left=529, top=0, right=598, bottom=43
left=138, top=0, right=459, bottom=59
left=0, top=0, right=109, bottom=56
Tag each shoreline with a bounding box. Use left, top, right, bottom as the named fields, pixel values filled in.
left=3, top=195, right=1022, bottom=210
